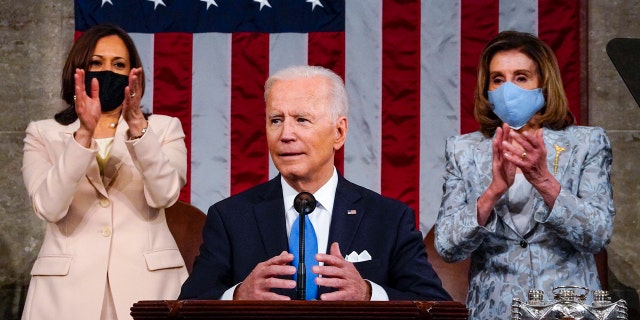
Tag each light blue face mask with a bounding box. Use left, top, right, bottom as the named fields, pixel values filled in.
left=487, top=81, right=545, bottom=130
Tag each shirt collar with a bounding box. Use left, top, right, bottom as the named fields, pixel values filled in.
left=281, top=168, right=338, bottom=214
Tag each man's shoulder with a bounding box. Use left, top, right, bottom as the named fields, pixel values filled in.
left=214, top=178, right=278, bottom=208
left=339, top=177, right=410, bottom=211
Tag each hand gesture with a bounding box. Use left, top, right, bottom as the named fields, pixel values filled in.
left=477, top=123, right=517, bottom=225
left=73, top=68, right=101, bottom=147
left=502, top=127, right=560, bottom=206
left=122, top=67, right=147, bottom=136
left=314, top=242, right=371, bottom=301
left=502, top=127, right=547, bottom=183
left=490, top=124, right=517, bottom=195
left=233, top=251, right=297, bottom=300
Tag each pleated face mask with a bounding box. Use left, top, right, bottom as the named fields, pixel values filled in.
left=488, top=81, right=545, bottom=130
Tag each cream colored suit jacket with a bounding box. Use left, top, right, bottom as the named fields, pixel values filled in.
left=21, top=114, right=188, bottom=320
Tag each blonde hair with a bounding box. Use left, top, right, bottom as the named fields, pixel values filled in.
left=474, top=31, right=574, bottom=137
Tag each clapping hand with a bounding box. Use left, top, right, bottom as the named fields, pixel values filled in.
left=73, top=68, right=101, bottom=147
left=122, top=67, right=147, bottom=137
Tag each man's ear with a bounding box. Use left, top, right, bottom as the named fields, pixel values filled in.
left=334, top=116, right=348, bottom=150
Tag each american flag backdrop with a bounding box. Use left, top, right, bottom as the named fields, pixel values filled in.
left=75, top=0, right=584, bottom=234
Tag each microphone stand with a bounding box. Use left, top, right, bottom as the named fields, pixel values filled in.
left=293, top=192, right=316, bottom=300
left=296, top=198, right=306, bottom=300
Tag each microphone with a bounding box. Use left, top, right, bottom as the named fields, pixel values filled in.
left=293, top=191, right=316, bottom=300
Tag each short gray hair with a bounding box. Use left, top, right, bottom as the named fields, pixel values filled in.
left=264, top=65, right=349, bottom=121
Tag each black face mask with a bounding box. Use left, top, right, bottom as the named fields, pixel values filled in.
left=84, top=71, right=129, bottom=112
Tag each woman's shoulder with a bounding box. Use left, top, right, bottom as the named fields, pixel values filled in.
left=446, top=131, right=488, bottom=145
left=549, top=125, right=608, bottom=140
left=26, top=118, right=75, bottom=133
left=147, top=113, right=183, bottom=128
left=147, top=113, right=178, bottom=123
left=564, top=125, right=606, bottom=134
left=546, top=126, right=612, bottom=153
left=29, top=118, right=65, bottom=126
left=146, top=114, right=186, bottom=137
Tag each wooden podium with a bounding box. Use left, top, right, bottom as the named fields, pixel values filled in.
left=130, top=300, right=468, bottom=319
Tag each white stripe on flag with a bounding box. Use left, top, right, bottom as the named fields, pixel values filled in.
left=191, top=33, right=232, bottom=213
left=420, top=0, right=462, bottom=233
left=499, top=0, right=538, bottom=34
left=268, top=33, right=309, bottom=180
left=344, top=0, right=383, bottom=193
left=129, top=33, right=155, bottom=114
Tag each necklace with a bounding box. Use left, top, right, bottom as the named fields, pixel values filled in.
left=109, top=122, right=117, bottom=128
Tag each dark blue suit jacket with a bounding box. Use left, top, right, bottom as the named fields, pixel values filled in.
left=179, top=174, right=451, bottom=301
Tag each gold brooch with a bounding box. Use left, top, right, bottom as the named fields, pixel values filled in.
left=553, top=144, right=565, bottom=175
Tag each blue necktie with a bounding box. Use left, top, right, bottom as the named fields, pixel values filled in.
left=289, top=214, right=319, bottom=300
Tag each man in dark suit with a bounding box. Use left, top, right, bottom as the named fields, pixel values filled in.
left=179, top=65, right=451, bottom=301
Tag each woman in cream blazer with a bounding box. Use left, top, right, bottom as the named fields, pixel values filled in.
left=21, top=24, right=188, bottom=320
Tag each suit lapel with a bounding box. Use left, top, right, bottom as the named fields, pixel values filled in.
left=58, top=123, right=109, bottom=198
left=529, top=128, right=572, bottom=216
left=86, top=160, right=108, bottom=197
left=490, top=128, right=573, bottom=236
left=475, top=137, right=510, bottom=213
left=543, top=128, right=571, bottom=179
left=254, top=177, right=290, bottom=258
left=318, top=176, right=364, bottom=297
left=327, top=176, right=364, bottom=256
left=101, top=122, right=127, bottom=189
left=474, top=133, right=523, bottom=236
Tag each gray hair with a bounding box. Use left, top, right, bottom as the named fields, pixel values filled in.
left=264, top=65, right=349, bottom=121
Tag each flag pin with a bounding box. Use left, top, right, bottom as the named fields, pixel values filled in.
left=347, top=209, right=357, bottom=215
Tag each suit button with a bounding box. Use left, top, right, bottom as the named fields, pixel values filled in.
left=520, top=240, right=528, bottom=248
left=99, top=197, right=110, bottom=208
left=101, top=226, right=112, bottom=237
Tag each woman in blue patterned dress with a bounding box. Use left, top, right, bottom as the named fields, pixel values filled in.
left=434, top=30, right=615, bottom=319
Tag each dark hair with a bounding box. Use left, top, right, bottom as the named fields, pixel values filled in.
left=474, top=30, right=574, bottom=137
left=55, top=24, right=145, bottom=125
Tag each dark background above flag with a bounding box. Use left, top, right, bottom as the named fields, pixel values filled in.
left=75, top=0, right=345, bottom=33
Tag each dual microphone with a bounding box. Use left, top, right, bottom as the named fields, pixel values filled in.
left=293, top=191, right=316, bottom=300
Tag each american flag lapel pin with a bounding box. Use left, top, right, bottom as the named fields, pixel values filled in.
left=347, top=209, right=357, bottom=215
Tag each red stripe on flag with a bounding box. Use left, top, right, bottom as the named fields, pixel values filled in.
left=230, top=33, right=270, bottom=195
left=538, top=0, right=582, bottom=124
left=460, top=0, right=499, bottom=135
left=153, top=33, right=193, bottom=203
left=381, top=0, right=421, bottom=227
left=308, top=31, right=346, bottom=175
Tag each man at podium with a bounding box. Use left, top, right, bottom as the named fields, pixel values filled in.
left=179, top=65, right=452, bottom=302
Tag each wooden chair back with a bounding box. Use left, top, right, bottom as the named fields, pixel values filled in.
left=165, top=201, right=206, bottom=274
left=424, top=228, right=470, bottom=303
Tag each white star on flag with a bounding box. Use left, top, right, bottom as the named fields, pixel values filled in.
left=200, top=0, right=218, bottom=10
left=307, top=0, right=323, bottom=11
left=148, top=0, right=166, bottom=10
left=253, top=0, right=272, bottom=11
